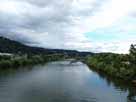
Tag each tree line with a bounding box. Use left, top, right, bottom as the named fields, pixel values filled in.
left=0, top=54, right=65, bottom=70
left=86, top=44, right=136, bottom=82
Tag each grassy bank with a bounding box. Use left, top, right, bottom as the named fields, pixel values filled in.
left=85, top=44, right=136, bottom=83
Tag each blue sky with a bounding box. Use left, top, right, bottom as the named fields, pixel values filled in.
left=0, top=0, right=135, bottom=53
left=84, top=13, right=136, bottom=53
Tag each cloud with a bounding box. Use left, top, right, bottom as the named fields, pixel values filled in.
left=0, top=0, right=96, bottom=49
left=0, top=0, right=135, bottom=53
left=90, top=39, right=136, bottom=54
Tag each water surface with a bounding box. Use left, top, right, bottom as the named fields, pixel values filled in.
left=0, top=61, right=136, bottom=102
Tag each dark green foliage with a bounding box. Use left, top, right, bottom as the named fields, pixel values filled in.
left=129, top=44, right=136, bottom=65
left=86, top=45, right=136, bottom=81
left=0, top=55, right=11, bottom=61
left=0, top=54, right=65, bottom=70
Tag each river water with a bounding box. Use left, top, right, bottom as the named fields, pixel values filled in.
left=0, top=61, right=136, bottom=102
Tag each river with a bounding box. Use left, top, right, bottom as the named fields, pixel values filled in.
left=0, top=61, right=136, bottom=102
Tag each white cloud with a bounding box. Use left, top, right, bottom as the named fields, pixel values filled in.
left=81, top=0, right=136, bottom=32
left=0, top=0, right=135, bottom=53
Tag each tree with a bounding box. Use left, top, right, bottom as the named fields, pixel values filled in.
left=129, top=44, right=136, bottom=65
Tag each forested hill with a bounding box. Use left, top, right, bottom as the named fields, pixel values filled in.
left=0, top=36, right=93, bottom=56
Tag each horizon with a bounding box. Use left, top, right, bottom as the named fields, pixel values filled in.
left=0, top=0, right=136, bottom=54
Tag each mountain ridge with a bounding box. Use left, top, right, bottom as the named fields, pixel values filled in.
left=0, top=36, right=93, bottom=57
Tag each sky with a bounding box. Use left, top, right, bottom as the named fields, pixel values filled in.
left=0, top=0, right=135, bottom=53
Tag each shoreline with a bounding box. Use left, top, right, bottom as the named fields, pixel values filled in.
left=86, top=63, right=136, bottom=85
left=0, top=54, right=65, bottom=70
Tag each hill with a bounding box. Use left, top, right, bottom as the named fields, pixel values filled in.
left=0, top=36, right=93, bottom=57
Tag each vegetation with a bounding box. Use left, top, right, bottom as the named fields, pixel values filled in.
left=0, top=54, right=65, bottom=70
left=0, top=36, right=92, bottom=56
left=86, top=44, right=136, bottom=82
left=1, top=36, right=136, bottom=83
left=0, top=36, right=92, bottom=72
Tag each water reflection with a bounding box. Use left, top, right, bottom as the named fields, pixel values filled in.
left=91, top=69, right=136, bottom=102
left=0, top=61, right=135, bottom=102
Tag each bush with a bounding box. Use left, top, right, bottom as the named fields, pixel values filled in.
left=86, top=51, right=136, bottom=81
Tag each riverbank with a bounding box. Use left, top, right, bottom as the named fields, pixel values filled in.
left=85, top=53, right=136, bottom=84
left=0, top=54, right=64, bottom=70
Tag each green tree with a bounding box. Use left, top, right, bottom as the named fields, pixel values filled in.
left=129, top=44, right=136, bottom=65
